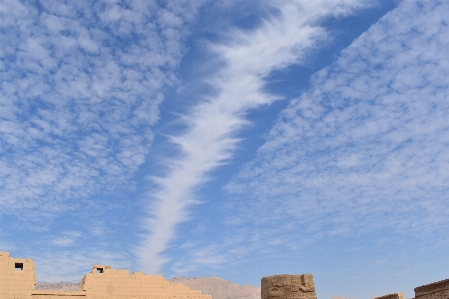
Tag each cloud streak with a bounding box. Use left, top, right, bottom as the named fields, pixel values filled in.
left=138, top=0, right=365, bottom=273
left=225, top=0, right=449, bottom=246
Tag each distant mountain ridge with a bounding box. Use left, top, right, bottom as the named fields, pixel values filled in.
left=36, top=276, right=261, bottom=299
left=170, top=276, right=260, bottom=299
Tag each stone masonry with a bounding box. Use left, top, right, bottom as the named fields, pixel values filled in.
left=261, top=274, right=316, bottom=299
left=372, top=293, right=405, bottom=299
left=414, top=278, right=449, bottom=299
left=0, top=252, right=211, bottom=299
left=0, top=252, right=36, bottom=299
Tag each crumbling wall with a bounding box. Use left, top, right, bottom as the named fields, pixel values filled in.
left=415, top=278, right=449, bottom=299
left=372, top=292, right=404, bottom=299
left=0, top=251, right=36, bottom=299
left=261, top=274, right=316, bottom=299
left=0, top=252, right=210, bottom=299
left=79, top=264, right=210, bottom=299
left=3, top=251, right=449, bottom=299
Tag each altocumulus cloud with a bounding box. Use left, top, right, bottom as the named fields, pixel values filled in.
left=0, top=0, right=204, bottom=218
left=225, top=0, right=449, bottom=247
left=137, top=0, right=367, bottom=274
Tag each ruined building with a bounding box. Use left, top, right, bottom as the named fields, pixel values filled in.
left=0, top=252, right=211, bottom=299
left=2, top=252, right=448, bottom=299
left=372, top=293, right=405, bottom=299
left=261, top=274, right=316, bottom=299
left=370, top=278, right=449, bottom=299
left=261, top=274, right=449, bottom=299
left=364, top=279, right=449, bottom=299
left=414, top=278, right=449, bottom=299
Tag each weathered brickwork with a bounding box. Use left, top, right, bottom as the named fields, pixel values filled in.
left=77, top=264, right=209, bottom=299
left=261, top=274, right=316, bottom=299
left=414, top=278, right=449, bottom=299
left=0, top=252, right=36, bottom=299
left=372, top=292, right=404, bottom=299
left=0, top=252, right=211, bottom=299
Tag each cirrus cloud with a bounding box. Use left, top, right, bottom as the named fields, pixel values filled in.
left=225, top=0, right=449, bottom=243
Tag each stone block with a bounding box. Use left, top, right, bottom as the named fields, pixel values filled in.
left=372, top=292, right=404, bottom=299
left=415, top=278, right=449, bottom=299
left=262, top=274, right=316, bottom=299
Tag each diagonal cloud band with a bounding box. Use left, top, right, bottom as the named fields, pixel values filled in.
left=138, top=0, right=365, bottom=273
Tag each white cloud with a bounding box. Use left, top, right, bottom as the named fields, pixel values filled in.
left=0, top=1, right=204, bottom=219
left=225, top=0, right=449, bottom=248
left=34, top=249, right=131, bottom=282
left=172, top=244, right=232, bottom=275
left=52, top=231, right=82, bottom=247
left=137, top=0, right=366, bottom=273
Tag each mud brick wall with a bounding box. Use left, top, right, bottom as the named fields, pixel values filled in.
left=1, top=252, right=211, bottom=299
left=0, top=251, right=36, bottom=299
left=79, top=264, right=211, bottom=299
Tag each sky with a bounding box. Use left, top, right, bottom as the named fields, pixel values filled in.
left=1, top=0, right=449, bottom=298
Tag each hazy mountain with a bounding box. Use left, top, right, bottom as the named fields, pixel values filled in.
left=36, top=276, right=260, bottom=299
left=170, top=276, right=260, bottom=299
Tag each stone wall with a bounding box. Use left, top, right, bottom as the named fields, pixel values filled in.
left=261, top=274, right=316, bottom=299
left=0, top=252, right=211, bottom=299
left=78, top=264, right=209, bottom=299
left=0, top=251, right=36, bottom=299
left=3, top=251, right=449, bottom=299
left=372, top=292, right=404, bottom=299
left=415, top=278, right=449, bottom=299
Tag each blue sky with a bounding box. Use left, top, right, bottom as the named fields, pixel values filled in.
left=1, top=0, right=448, bottom=298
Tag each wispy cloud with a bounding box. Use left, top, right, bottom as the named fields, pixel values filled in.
left=225, top=0, right=449, bottom=249
left=34, top=248, right=131, bottom=282
left=0, top=1, right=204, bottom=219
left=138, top=0, right=366, bottom=273
left=51, top=231, right=82, bottom=247
left=171, top=244, right=232, bottom=275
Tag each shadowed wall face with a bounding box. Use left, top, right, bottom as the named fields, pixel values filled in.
left=261, top=274, right=316, bottom=299
left=414, top=278, right=449, bottom=299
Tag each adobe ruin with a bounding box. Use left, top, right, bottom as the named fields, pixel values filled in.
left=0, top=252, right=211, bottom=299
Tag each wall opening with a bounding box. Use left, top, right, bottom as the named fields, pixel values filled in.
left=96, top=268, right=104, bottom=273
left=15, top=262, right=23, bottom=270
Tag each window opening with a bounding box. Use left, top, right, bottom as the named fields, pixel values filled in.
left=96, top=268, right=104, bottom=273
left=15, top=263, right=23, bottom=270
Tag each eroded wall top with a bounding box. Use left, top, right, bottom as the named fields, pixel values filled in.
left=1, top=252, right=211, bottom=299
left=372, top=292, right=404, bottom=299
left=415, top=278, right=449, bottom=299
left=77, top=264, right=211, bottom=299
left=0, top=251, right=36, bottom=299
left=261, top=274, right=316, bottom=299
